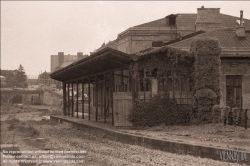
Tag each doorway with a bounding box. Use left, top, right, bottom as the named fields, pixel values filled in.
left=226, top=75, right=242, bottom=108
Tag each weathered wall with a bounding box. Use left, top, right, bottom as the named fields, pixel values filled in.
left=0, top=90, right=41, bottom=104
left=220, top=60, right=250, bottom=109
left=50, top=115, right=250, bottom=165
left=117, top=29, right=194, bottom=54
left=117, top=36, right=131, bottom=53
left=23, top=93, right=40, bottom=103
left=42, top=89, right=62, bottom=107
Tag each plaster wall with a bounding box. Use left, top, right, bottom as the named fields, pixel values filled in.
left=220, top=60, right=250, bottom=109
left=117, top=29, right=195, bottom=54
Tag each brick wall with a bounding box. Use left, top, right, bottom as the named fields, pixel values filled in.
left=196, top=7, right=222, bottom=31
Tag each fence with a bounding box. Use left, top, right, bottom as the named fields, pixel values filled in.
left=212, top=107, right=248, bottom=129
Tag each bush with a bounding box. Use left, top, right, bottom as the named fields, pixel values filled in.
left=221, top=106, right=230, bottom=124
left=232, top=107, right=240, bottom=126
left=194, top=88, right=218, bottom=111
left=19, top=82, right=28, bottom=88
left=129, top=93, right=191, bottom=127
left=191, top=37, right=221, bottom=121
left=212, top=105, right=221, bottom=123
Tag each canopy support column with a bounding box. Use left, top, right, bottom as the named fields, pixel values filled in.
left=95, top=75, right=98, bottom=122
left=101, top=82, right=103, bottom=117
left=88, top=78, right=91, bottom=121
left=76, top=81, right=79, bottom=118
left=111, top=71, right=114, bottom=126
left=82, top=79, right=85, bottom=119
left=63, top=83, right=66, bottom=115
left=104, top=73, right=107, bottom=123
left=71, top=82, right=74, bottom=117
left=67, top=84, right=70, bottom=116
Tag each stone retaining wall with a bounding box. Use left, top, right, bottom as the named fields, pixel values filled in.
left=50, top=115, right=250, bottom=165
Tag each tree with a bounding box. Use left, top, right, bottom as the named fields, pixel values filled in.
left=19, top=82, right=28, bottom=88
left=17, top=64, right=27, bottom=83
left=0, top=64, right=28, bottom=88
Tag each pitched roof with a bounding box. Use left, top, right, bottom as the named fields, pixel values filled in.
left=135, top=13, right=250, bottom=29
left=134, top=14, right=197, bottom=28
left=50, top=47, right=133, bottom=82
left=220, top=14, right=250, bottom=28
left=95, top=39, right=118, bottom=53
left=169, top=29, right=250, bottom=49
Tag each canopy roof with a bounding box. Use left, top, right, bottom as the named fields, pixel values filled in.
left=50, top=47, right=134, bottom=82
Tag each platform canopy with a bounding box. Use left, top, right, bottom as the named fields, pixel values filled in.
left=50, top=47, right=134, bottom=82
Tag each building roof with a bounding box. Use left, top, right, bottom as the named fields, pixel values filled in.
left=166, top=28, right=250, bottom=57
left=94, top=39, right=118, bottom=53
left=134, top=27, right=250, bottom=58
left=169, top=29, right=250, bottom=48
left=135, top=45, right=191, bottom=59
left=50, top=47, right=134, bottom=82
left=135, top=14, right=197, bottom=28
left=135, top=14, right=250, bottom=29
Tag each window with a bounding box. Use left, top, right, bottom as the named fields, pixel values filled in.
left=226, top=75, right=242, bottom=108
left=114, top=69, right=131, bottom=92
left=138, top=78, right=151, bottom=92
left=169, top=15, right=176, bottom=26
left=144, top=68, right=157, bottom=78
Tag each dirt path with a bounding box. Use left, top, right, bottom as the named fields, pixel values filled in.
left=0, top=104, right=244, bottom=166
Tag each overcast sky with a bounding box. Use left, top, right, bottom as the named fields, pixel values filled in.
left=1, top=1, right=250, bottom=78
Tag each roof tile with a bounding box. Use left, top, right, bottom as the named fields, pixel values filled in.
left=169, top=29, right=250, bottom=49
left=135, top=13, right=250, bottom=29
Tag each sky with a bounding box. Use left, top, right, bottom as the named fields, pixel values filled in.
left=1, top=1, right=250, bottom=78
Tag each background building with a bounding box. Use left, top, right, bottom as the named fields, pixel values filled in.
left=94, top=6, right=250, bottom=55
left=51, top=52, right=88, bottom=72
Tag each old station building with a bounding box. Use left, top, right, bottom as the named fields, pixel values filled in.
left=50, top=7, right=250, bottom=126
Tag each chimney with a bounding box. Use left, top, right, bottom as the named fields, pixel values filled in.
left=58, top=52, right=64, bottom=68
left=236, top=10, right=246, bottom=38
left=77, top=52, right=83, bottom=60
left=195, top=6, right=222, bottom=31
left=240, top=10, right=244, bottom=26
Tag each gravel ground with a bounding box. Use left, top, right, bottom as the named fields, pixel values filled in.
left=1, top=104, right=243, bottom=166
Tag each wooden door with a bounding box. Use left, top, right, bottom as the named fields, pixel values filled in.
left=113, top=92, right=133, bottom=126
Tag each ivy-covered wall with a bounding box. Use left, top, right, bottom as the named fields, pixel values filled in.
left=128, top=38, right=223, bottom=126
left=128, top=47, right=195, bottom=126
left=130, top=46, right=194, bottom=98
left=190, top=37, right=222, bottom=122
